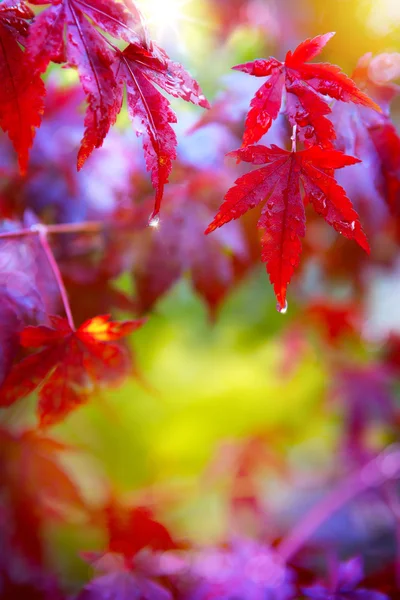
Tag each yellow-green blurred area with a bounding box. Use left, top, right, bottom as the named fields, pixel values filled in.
left=14, top=0, right=400, bottom=585
left=48, top=272, right=337, bottom=583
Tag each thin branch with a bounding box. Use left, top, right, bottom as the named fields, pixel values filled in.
left=36, top=225, right=76, bottom=330
left=0, top=221, right=103, bottom=241
left=278, top=445, right=400, bottom=562
left=291, top=124, right=297, bottom=152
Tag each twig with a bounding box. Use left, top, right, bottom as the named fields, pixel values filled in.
left=0, top=220, right=103, bottom=241
left=35, top=225, right=76, bottom=330
left=278, top=445, right=400, bottom=562
left=291, top=125, right=297, bottom=152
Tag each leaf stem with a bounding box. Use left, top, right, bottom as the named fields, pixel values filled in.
left=0, top=221, right=103, bottom=241
left=291, top=125, right=297, bottom=152
left=277, top=445, right=400, bottom=562
left=35, top=225, right=76, bottom=330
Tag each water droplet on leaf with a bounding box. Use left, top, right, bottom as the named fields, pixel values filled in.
left=256, top=111, right=271, bottom=129
left=276, top=300, right=288, bottom=314
left=149, top=215, right=160, bottom=228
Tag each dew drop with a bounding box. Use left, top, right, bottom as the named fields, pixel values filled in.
left=350, top=220, right=356, bottom=230
left=256, top=89, right=264, bottom=99
left=149, top=215, right=160, bottom=228
left=295, top=111, right=309, bottom=128
left=276, top=300, right=288, bottom=314
left=253, top=59, right=267, bottom=75
left=304, top=126, right=314, bottom=139
left=256, top=111, right=271, bottom=129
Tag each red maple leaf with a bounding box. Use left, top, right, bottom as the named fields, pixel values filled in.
left=26, top=0, right=141, bottom=169
left=0, top=0, right=45, bottom=172
left=233, top=32, right=380, bottom=149
left=26, top=1, right=209, bottom=215
left=0, top=315, right=145, bottom=426
left=115, top=43, right=209, bottom=218
left=205, top=145, right=369, bottom=310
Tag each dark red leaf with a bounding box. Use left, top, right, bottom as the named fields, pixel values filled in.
left=130, top=172, right=249, bottom=317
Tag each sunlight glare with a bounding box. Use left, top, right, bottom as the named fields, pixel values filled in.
left=138, top=0, right=193, bottom=44
left=366, top=0, right=400, bottom=35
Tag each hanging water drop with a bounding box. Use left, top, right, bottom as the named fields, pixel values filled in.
left=276, top=300, right=288, bottom=314
left=149, top=215, right=160, bottom=229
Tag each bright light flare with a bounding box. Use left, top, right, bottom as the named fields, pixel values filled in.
left=366, top=0, right=400, bottom=35
left=138, top=0, right=194, bottom=45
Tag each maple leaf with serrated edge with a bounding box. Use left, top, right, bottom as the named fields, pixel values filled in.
left=205, top=145, right=369, bottom=310
left=115, top=43, right=210, bottom=218
left=0, top=315, right=145, bottom=426
left=26, top=2, right=209, bottom=216
left=233, top=32, right=380, bottom=149
left=0, top=0, right=45, bottom=173
left=26, top=0, right=135, bottom=169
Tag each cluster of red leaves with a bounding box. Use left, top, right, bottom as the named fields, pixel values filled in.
left=206, top=33, right=383, bottom=308
left=0, top=0, right=209, bottom=217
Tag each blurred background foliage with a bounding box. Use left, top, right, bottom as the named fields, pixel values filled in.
left=2, top=0, right=400, bottom=594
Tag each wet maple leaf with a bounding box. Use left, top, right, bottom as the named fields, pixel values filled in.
left=234, top=32, right=380, bottom=149
left=0, top=315, right=145, bottom=426
left=115, top=43, right=209, bottom=218
left=0, top=0, right=45, bottom=172
left=26, top=2, right=209, bottom=215
left=206, top=144, right=369, bottom=309
left=26, top=0, right=139, bottom=170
